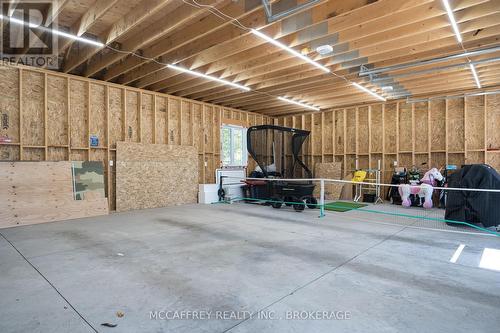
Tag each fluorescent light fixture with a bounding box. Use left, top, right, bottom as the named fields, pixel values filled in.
left=167, top=64, right=251, bottom=91
left=278, top=96, right=320, bottom=111
left=352, top=82, right=386, bottom=101
left=442, top=0, right=462, bottom=43
left=251, top=29, right=330, bottom=73
left=469, top=63, right=481, bottom=88
left=479, top=248, right=500, bottom=272
left=0, top=14, right=104, bottom=47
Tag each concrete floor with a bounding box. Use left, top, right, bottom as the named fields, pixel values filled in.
left=0, top=203, right=499, bottom=333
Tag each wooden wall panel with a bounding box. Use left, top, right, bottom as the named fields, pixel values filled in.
left=370, top=105, right=383, bottom=153
left=108, top=87, right=124, bottom=148
left=116, top=142, right=198, bottom=212
left=0, top=161, right=108, bottom=228
left=277, top=93, right=500, bottom=180
left=69, top=80, right=88, bottom=148
left=447, top=99, right=465, bottom=152
left=47, top=75, right=68, bottom=147
left=0, top=65, right=271, bottom=210
left=430, top=100, right=446, bottom=151
left=141, top=93, right=154, bottom=144
left=414, top=102, right=428, bottom=153
left=357, top=106, right=369, bottom=154
left=22, top=71, right=45, bottom=147
left=398, top=102, right=412, bottom=152
left=384, top=103, right=397, bottom=154
left=90, top=83, right=106, bottom=147
left=126, top=90, right=139, bottom=143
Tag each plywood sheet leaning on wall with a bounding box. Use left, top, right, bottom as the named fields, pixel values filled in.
left=314, top=162, right=342, bottom=200
left=0, top=161, right=108, bottom=228
left=116, top=142, right=198, bottom=212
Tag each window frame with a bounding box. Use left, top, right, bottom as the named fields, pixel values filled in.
left=221, top=124, right=248, bottom=168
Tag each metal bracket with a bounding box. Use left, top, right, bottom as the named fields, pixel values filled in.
left=261, top=0, right=322, bottom=22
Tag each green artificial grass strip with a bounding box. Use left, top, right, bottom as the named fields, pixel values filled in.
left=324, top=201, right=368, bottom=212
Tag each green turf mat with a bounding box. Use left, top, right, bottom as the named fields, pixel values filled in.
left=324, top=201, right=368, bottom=212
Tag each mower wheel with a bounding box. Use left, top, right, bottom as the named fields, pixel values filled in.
left=293, top=198, right=305, bottom=212
left=304, top=197, right=318, bottom=209
left=270, top=198, right=283, bottom=209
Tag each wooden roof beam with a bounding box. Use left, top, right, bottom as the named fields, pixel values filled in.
left=58, top=0, right=120, bottom=56
left=63, top=0, right=173, bottom=73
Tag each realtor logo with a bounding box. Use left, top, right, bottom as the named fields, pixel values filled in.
left=1, top=0, right=59, bottom=68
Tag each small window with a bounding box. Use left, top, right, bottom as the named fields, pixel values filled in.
left=221, top=125, right=247, bottom=167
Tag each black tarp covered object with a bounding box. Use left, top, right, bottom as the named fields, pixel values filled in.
left=445, top=164, right=500, bottom=228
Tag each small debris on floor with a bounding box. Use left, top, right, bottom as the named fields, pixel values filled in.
left=116, top=311, right=124, bottom=318
left=116, top=253, right=124, bottom=256
left=101, top=323, right=117, bottom=328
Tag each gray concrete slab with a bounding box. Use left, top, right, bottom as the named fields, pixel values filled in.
left=0, top=203, right=499, bottom=333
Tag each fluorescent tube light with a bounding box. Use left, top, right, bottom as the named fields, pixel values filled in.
left=469, top=63, right=481, bottom=88
left=167, top=64, right=251, bottom=91
left=251, top=29, right=330, bottom=73
left=278, top=96, right=320, bottom=111
left=351, top=82, right=386, bottom=101
left=442, top=0, right=462, bottom=43
left=0, top=14, right=104, bottom=47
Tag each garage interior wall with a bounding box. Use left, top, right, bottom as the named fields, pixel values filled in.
left=0, top=65, right=272, bottom=210
left=275, top=94, right=500, bottom=182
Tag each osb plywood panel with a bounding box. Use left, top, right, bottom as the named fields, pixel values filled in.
left=70, top=150, right=88, bottom=161
left=398, top=153, right=412, bottom=169
left=465, top=96, right=485, bottom=151
left=384, top=103, right=397, bottom=153
left=141, top=93, right=154, bottom=144
left=466, top=151, right=485, bottom=165
left=0, top=146, right=20, bottom=161
left=448, top=153, right=465, bottom=167
left=155, top=96, right=167, bottom=144
left=414, top=102, right=428, bottom=153
left=126, top=90, right=139, bottom=142
left=181, top=101, right=192, bottom=146
left=23, top=147, right=44, bottom=161
left=370, top=105, right=383, bottom=153
left=116, top=142, right=198, bottom=212
left=312, top=113, right=322, bottom=155
left=0, top=161, right=108, bottom=228
left=0, top=68, right=19, bottom=142
left=169, top=98, right=181, bottom=145
left=108, top=87, right=123, bottom=148
left=323, top=111, right=333, bottom=154
left=486, top=94, right=500, bottom=151
left=90, top=84, right=106, bottom=147
left=193, top=104, right=203, bottom=153
left=47, top=147, right=67, bottom=161
left=70, top=79, right=88, bottom=147
left=447, top=99, right=465, bottom=152
left=398, top=102, right=412, bottom=152
left=334, top=109, right=344, bottom=153
left=204, top=106, right=214, bottom=153
left=487, top=153, right=500, bottom=171
left=357, top=107, right=369, bottom=154
left=47, top=75, right=68, bottom=146
left=414, top=153, right=429, bottom=168
left=430, top=100, right=446, bottom=151
left=345, top=108, right=356, bottom=153
left=22, top=71, right=44, bottom=146
left=431, top=152, right=446, bottom=169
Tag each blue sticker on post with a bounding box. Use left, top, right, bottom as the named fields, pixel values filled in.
left=90, top=135, right=99, bottom=147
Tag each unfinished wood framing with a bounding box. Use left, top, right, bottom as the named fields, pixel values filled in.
left=277, top=94, right=500, bottom=182
left=0, top=64, right=272, bottom=210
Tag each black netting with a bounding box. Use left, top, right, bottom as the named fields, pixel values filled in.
left=247, top=125, right=311, bottom=179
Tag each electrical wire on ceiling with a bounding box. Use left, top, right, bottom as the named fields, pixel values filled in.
left=182, top=0, right=387, bottom=101
left=441, top=0, right=481, bottom=88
